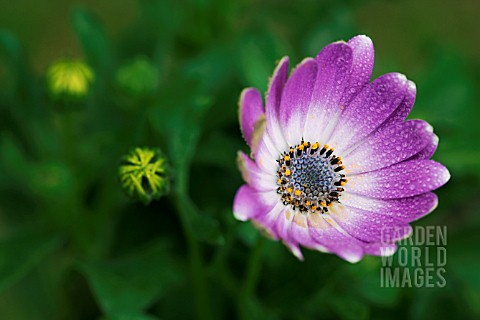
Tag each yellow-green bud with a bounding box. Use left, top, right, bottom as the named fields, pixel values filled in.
left=115, top=57, right=158, bottom=97
left=118, top=147, right=169, bottom=204
left=46, top=58, right=94, bottom=98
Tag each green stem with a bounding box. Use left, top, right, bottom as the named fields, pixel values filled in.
left=241, top=236, right=265, bottom=297
left=173, top=167, right=213, bottom=320
left=237, top=236, right=266, bottom=320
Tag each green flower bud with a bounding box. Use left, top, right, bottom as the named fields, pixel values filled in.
left=119, top=147, right=169, bottom=204
left=46, top=58, right=94, bottom=98
left=115, top=56, right=158, bottom=97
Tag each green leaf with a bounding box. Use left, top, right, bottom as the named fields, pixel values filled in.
left=238, top=33, right=287, bottom=93
left=0, top=29, right=21, bottom=61
left=236, top=221, right=259, bottom=247
left=343, top=256, right=400, bottom=307
left=329, top=296, right=369, bottom=320
left=302, top=5, right=355, bottom=57
left=0, top=133, right=28, bottom=179
left=80, top=240, right=184, bottom=317
left=0, top=230, right=61, bottom=293
left=102, top=312, right=160, bottom=320
left=71, top=7, right=112, bottom=73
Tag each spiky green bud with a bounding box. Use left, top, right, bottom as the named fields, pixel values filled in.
left=118, top=147, right=170, bottom=204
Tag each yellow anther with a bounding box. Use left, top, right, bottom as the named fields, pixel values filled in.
left=303, top=141, right=309, bottom=147
left=328, top=202, right=333, bottom=207
left=320, top=201, right=326, bottom=207
left=311, top=206, right=317, bottom=211
left=285, top=169, right=291, bottom=176
left=284, top=155, right=290, bottom=161
left=305, top=200, right=311, bottom=206
left=294, top=189, right=302, bottom=196
left=278, top=179, right=283, bottom=184
left=311, top=142, right=319, bottom=150
left=298, top=145, right=304, bottom=151
left=324, top=144, right=329, bottom=149
left=340, top=180, right=347, bottom=186
left=287, top=187, right=293, bottom=193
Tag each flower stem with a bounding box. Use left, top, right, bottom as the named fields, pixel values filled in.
left=173, top=168, right=213, bottom=320
left=238, top=235, right=265, bottom=319
left=242, top=236, right=265, bottom=296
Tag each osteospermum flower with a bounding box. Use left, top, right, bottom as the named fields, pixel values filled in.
left=233, top=35, right=450, bottom=262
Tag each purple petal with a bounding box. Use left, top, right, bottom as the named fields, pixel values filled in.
left=274, top=208, right=304, bottom=259
left=239, top=88, right=265, bottom=149
left=279, top=58, right=318, bottom=145
left=329, top=73, right=408, bottom=153
left=410, top=132, right=439, bottom=160
left=237, top=151, right=276, bottom=191
left=252, top=201, right=285, bottom=240
left=380, top=80, right=416, bottom=128
left=363, top=242, right=397, bottom=256
left=307, top=214, right=366, bottom=263
left=287, top=212, right=314, bottom=259
left=342, top=35, right=375, bottom=104
left=303, top=42, right=353, bottom=142
left=341, top=192, right=438, bottom=223
left=233, top=185, right=277, bottom=221
left=345, top=160, right=450, bottom=199
left=254, top=132, right=280, bottom=173
left=265, top=57, right=290, bottom=153
left=344, top=120, right=434, bottom=174
left=329, top=205, right=412, bottom=243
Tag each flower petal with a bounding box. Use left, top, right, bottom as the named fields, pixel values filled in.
left=252, top=201, right=285, bottom=240
left=329, top=73, right=408, bottom=153
left=237, top=151, right=276, bottom=191
left=307, top=214, right=366, bottom=263
left=265, top=57, right=290, bottom=153
left=363, top=242, right=397, bottom=256
left=342, top=35, right=375, bottom=104
left=380, top=80, right=416, bottom=128
left=275, top=208, right=304, bottom=259
left=279, top=58, right=318, bottom=145
left=239, top=88, right=265, bottom=149
left=344, top=120, right=434, bottom=174
left=345, top=160, right=450, bottom=199
left=254, top=130, right=281, bottom=174
left=341, top=191, right=438, bottom=223
left=328, top=204, right=412, bottom=243
left=233, top=185, right=277, bottom=221
left=410, top=132, right=439, bottom=160
left=303, top=42, right=353, bottom=142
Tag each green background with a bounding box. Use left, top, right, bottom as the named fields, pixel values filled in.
left=0, top=0, right=479, bottom=319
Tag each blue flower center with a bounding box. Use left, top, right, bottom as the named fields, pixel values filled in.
left=276, top=141, right=347, bottom=213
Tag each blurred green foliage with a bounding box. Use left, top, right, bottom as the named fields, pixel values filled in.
left=0, top=0, right=479, bottom=319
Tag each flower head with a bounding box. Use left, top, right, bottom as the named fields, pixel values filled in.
left=47, top=58, right=94, bottom=98
left=119, top=147, right=169, bottom=204
left=233, top=35, right=450, bottom=262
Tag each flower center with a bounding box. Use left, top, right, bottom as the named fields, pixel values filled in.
left=276, top=141, right=347, bottom=213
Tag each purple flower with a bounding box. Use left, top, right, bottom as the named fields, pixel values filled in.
left=233, top=35, right=450, bottom=262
